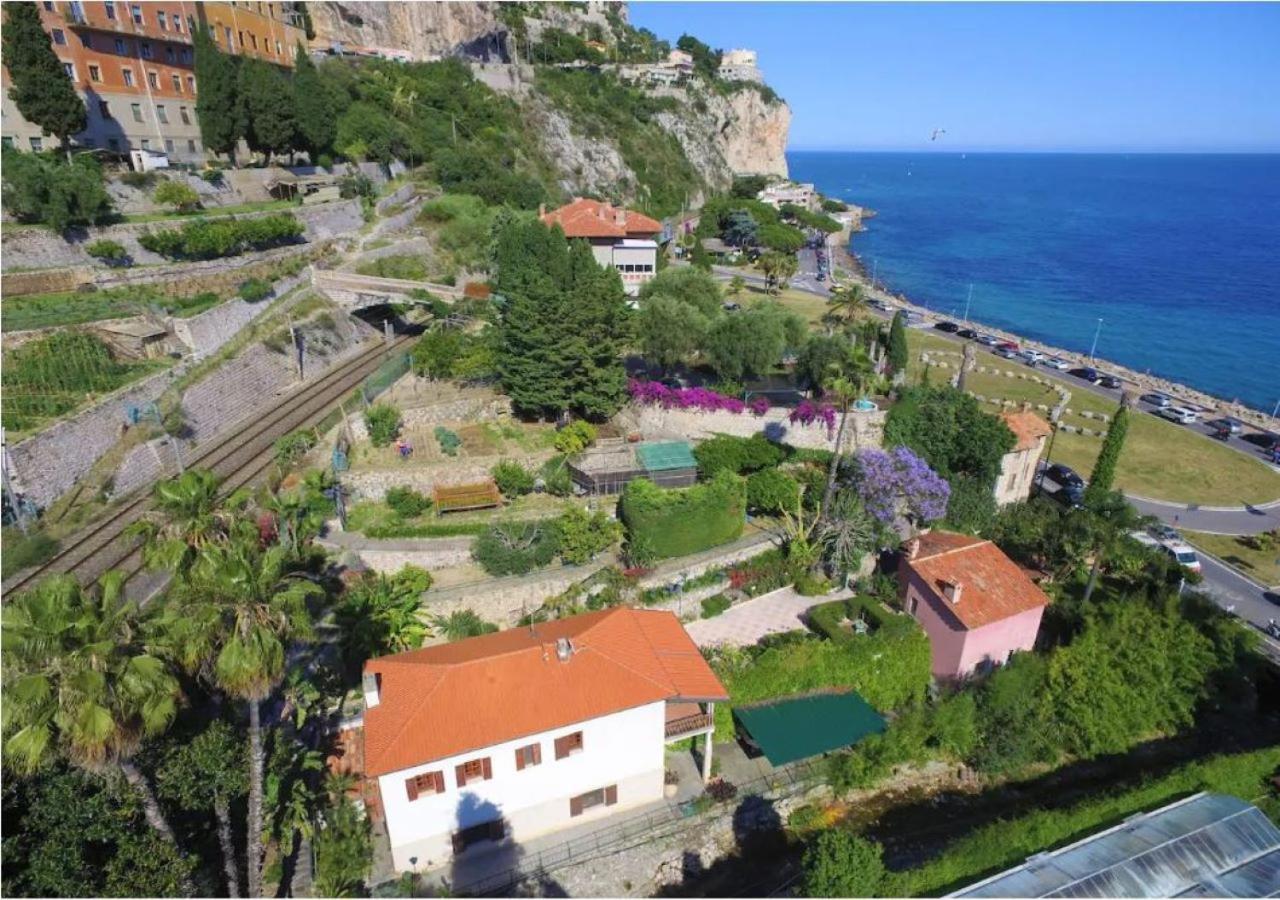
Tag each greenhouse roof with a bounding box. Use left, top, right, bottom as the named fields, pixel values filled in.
left=734, top=691, right=885, bottom=767
left=949, top=792, right=1280, bottom=898
left=636, top=441, right=697, bottom=473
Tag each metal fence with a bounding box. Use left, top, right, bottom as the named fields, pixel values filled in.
left=441, top=757, right=824, bottom=897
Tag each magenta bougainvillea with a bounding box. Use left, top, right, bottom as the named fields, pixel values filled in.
left=627, top=379, right=772, bottom=416
left=851, top=446, right=950, bottom=526
left=789, top=399, right=837, bottom=436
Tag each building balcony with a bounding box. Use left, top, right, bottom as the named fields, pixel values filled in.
left=664, top=701, right=714, bottom=741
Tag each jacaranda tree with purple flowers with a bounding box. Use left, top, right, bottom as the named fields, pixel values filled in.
left=851, top=447, right=950, bottom=533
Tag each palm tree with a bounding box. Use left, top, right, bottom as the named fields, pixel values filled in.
left=1079, top=491, right=1151, bottom=603
left=758, top=251, right=798, bottom=294
left=432, top=609, right=498, bottom=642
left=127, top=468, right=251, bottom=574
left=1, top=572, right=193, bottom=890
left=824, top=282, right=867, bottom=334
left=818, top=490, right=879, bottom=580
left=817, top=346, right=877, bottom=522
left=157, top=540, right=322, bottom=899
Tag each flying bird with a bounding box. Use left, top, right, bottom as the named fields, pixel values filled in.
left=931, top=128, right=947, bottom=141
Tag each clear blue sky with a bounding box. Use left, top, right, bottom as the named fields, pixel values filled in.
left=628, top=3, right=1280, bottom=152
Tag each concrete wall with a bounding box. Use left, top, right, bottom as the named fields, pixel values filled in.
left=631, top=405, right=885, bottom=453
left=378, top=701, right=665, bottom=873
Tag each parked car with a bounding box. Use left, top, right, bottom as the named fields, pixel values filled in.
left=1148, top=523, right=1181, bottom=543
left=1045, top=463, right=1085, bottom=489
left=869, top=299, right=893, bottom=312
left=1097, top=374, right=1123, bottom=389
left=1041, top=356, right=1071, bottom=371
left=1162, top=541, right=1202, bottom=574
left=722, top=301, right=741, bottom=312
left=1069, top=367, right=1100, bottom=382
left=1140, top=392, right=1173, bottom=409
left=1160, top=406, right=1199, bottom=425
left=957, top=328, right=979, bottom=340
left=997, top=340, right=1020, bottom=352
left=1207, top=416, right=1245, bottom=434
left=995, top=346, right=1019, bottom=359
left=934, top=321, right=961, bottom=333
left=1129, top=531, right=1162, bottom=549
left=1020, top=350, right=1047, bottom=365
left=977, top=334, right=1001, bottom=346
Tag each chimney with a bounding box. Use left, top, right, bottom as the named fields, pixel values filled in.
left=555, top=637, right=573, bottom=662
left=362, top=671, right=381, bottom=709
left=618, top=207, right=627, bottom=227
left=906, top=538, right=920, bottom=560
left=941, top=580, right=963, bottom=604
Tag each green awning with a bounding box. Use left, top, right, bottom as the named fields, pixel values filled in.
left=636, top=441, right=696, bottom=473
left=734, top=692, right=886, bottom=766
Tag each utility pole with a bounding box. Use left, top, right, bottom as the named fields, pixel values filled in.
left=1, top=429, right=30, bottom=535
left=1089, top=317, right=1103, bottom=360
left=963, top=283, right=973, bottom=323
left=289, top=319, right=303, bottom=381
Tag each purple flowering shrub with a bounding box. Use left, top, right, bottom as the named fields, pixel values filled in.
left=789, top=400, right=837, bottom=436
left=628, top=378, right=772, bottom=415
left=851, top=446, right=950, bottom=526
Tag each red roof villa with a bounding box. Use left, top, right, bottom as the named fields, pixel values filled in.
left=540, top=198, right=663, bottom=295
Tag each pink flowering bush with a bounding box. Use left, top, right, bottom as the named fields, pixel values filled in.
left=789, top=400, right=837, bottom=436
left=748, top=395, right=772, bottom=416
left=628, top=378, right=759, bottom=415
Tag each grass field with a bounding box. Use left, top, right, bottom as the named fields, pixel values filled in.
left=905, top=330, right=1280, bottom=506
left=1183, top=530, right=1280, bottom=586
left=3, top=286, right=224, bottom=331
left=744, top=284, right=831, bottom=323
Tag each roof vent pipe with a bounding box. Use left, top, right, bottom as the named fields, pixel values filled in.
left=556, top=637, right=573, bottom=662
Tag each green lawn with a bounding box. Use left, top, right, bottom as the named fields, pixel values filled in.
left=1182, top=530, right=1280, bottom=586
left=743, top=284, right=831, bottom=323
left=3, top=286, right=224, bottom=331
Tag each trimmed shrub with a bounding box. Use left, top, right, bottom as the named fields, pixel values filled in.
left=556, top=505, right=622, bottom=565
left=619, top=471, right=746, bottom=560
left=385, top=486, right=431, bottom=518
left=237, top=278, right=273, bottom=302
left=472, top=520, right=560, bottom=576
left=694, top=433, right=786, bottom=478
left=793, top=571, right=832, bottom=597
left=701, top=594, right=732, bottom=618
left=492, top=460, right=535, bottom=498
left=746, top=468, right=801, bottom=515
left=85, top=239, right=128, bottom=263
left=137, top=213, right=303, bottom=260
left=363, top=403, right=401, bottom=447
left=153, top=180, right=201, bottom=212
left=434, top=426, right=461, bottom=456
left=554, top=420, right=597, bottom=455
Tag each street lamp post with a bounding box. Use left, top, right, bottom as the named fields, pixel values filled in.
left=1089, top=318, right=1104, bottom=361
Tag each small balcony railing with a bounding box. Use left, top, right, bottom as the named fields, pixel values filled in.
left=664, top=712, right=713, bottom=739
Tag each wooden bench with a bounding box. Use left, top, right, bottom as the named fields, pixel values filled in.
left=433, top=480, right=502, bottom=514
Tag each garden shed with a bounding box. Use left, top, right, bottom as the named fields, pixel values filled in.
left=734, top=691, right=886, bottom=766
left=569, top=440, right=698, bottom=495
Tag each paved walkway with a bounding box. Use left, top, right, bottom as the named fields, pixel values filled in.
left=685, top=585, right=848, bottom=648
left=1127, top=495, right=1280, bottom=536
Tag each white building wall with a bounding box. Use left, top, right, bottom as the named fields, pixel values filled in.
left=377, top=701, right=666, bottom=872
left=994, top=438, right=1046, bottom=506
left=611, top=242, right=657, bottom=295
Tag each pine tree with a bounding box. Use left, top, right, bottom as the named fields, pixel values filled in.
left=887, top=310, right=909, bottom=375
left=238, top=59, right=296, bottom=163
left=2, top=3, right=86, bottom=158
left=1085, top=392, right=1131, bottom=503
left=193, top=25, right=244, bottom=164
left=292, top=43, right=334, bottom=161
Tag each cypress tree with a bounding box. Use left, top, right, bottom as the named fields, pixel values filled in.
left=887, top=311, right=909, bottom=375
left=292, top=43, right=335, bottom=161
left=2, top=3, right=86, bottom=158
left=238, top=59, right=296, bottom=163
left=1085, top=392, right=1131, bottom=503
left=193, top=25, right=244, bottom=164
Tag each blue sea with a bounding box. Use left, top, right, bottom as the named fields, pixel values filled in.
left=787, top=152, right=1280, bottom=413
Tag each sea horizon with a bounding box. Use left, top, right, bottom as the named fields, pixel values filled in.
left=788, top=150, right=1280, bottom=414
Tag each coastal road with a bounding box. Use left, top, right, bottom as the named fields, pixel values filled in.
left=1127, top=495, right=1280, bottom=536
left=1194, top=553, right=1280, bottom=663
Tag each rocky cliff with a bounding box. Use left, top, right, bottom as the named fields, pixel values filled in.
left=653, top=83, right=791, bottom=186
left=307, top=2, right=508, bottom=60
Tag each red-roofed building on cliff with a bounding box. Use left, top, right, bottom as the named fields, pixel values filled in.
left=540, top=198, right=663, bottom=295
left=358, top=607, right=726, bottom=873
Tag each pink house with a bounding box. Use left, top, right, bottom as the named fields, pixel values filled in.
left=898, top=531, right=1050, bottom=680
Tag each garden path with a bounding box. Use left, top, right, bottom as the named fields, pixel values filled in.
left=685, top=585, right=851, bottom=648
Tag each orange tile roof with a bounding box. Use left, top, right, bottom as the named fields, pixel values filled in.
left=904, top=531, right=1050, bottom=630
left=540, top=197, right=663, bottom=240
left=362, top=607, right=726, bottom=776
left=1000, top=410, right=1052, bottom=452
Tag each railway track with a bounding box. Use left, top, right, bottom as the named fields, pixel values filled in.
left=2, top=332, right=415, bottom=599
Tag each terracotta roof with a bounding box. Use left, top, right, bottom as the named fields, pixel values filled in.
left=362, top=607, right=727, bottom=776
left=1000, top=410, right=1052, bottom=452
left=904, top=531, right=1050, bottom=630
left=540, top=197, right=663, bottom=240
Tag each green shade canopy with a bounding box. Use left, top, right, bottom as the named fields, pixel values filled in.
left=734, top=692, right=886, bottom=766
left=636, top=441, right=697, bottom=473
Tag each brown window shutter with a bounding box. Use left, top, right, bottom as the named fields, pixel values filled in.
left=455, top=763, right=467, bottom=788
left=433, top=771, right=445, bottom=794
left=554, top=736, right=565, bottom=759
left=482, top=757, right=493, bottom=780
left=605, top=785, right=618, bottom=806
left=515, top=748, right=525, bottom=771
left=406, top=777, right=419, bottom=801
left=532, top=743, right=542, bottom=765
left=570, top=795, right=584, bottom=817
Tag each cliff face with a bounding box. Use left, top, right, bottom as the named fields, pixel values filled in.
left=652, top=85, right=790, bottom=189
left=307, top=2, right=509, bottom=60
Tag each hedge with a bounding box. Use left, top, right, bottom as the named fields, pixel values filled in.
left=883, top=746, right=1280, bottom=897
left=693, top=433, right=787, bottom=477
left=809, top=597, right=914, bottom=643
left=746, top=468, right=801, bottom=515
left=618, top=470, right=746, bottom=560
left=137, top=213, right=303, bottom=260
left=701, top=594, right=732, bottom=618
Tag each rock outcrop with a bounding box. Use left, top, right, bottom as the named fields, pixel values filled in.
left=652, top=83, right=790, bottom=187
left=307, top=1, right=508, bottom=61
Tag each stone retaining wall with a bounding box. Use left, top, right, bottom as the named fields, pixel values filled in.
left=341, top=452, right=548, bottom=501
left=375, top=182, right=417, bottom=215
left=344, top=393, right=513, bottom=442
left=371, top=195, right=424, bottom=238
left=630, top=404, right=885, bottom=452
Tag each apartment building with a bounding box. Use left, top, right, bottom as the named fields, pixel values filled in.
left=1, top=1, right=304, bottom=163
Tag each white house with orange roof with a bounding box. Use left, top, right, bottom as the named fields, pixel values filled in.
left=540, top=198, right=664, bottom=295
left=995, top=409, right=1052, bottom=505
left=360, top=607, right=727, bottom=873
